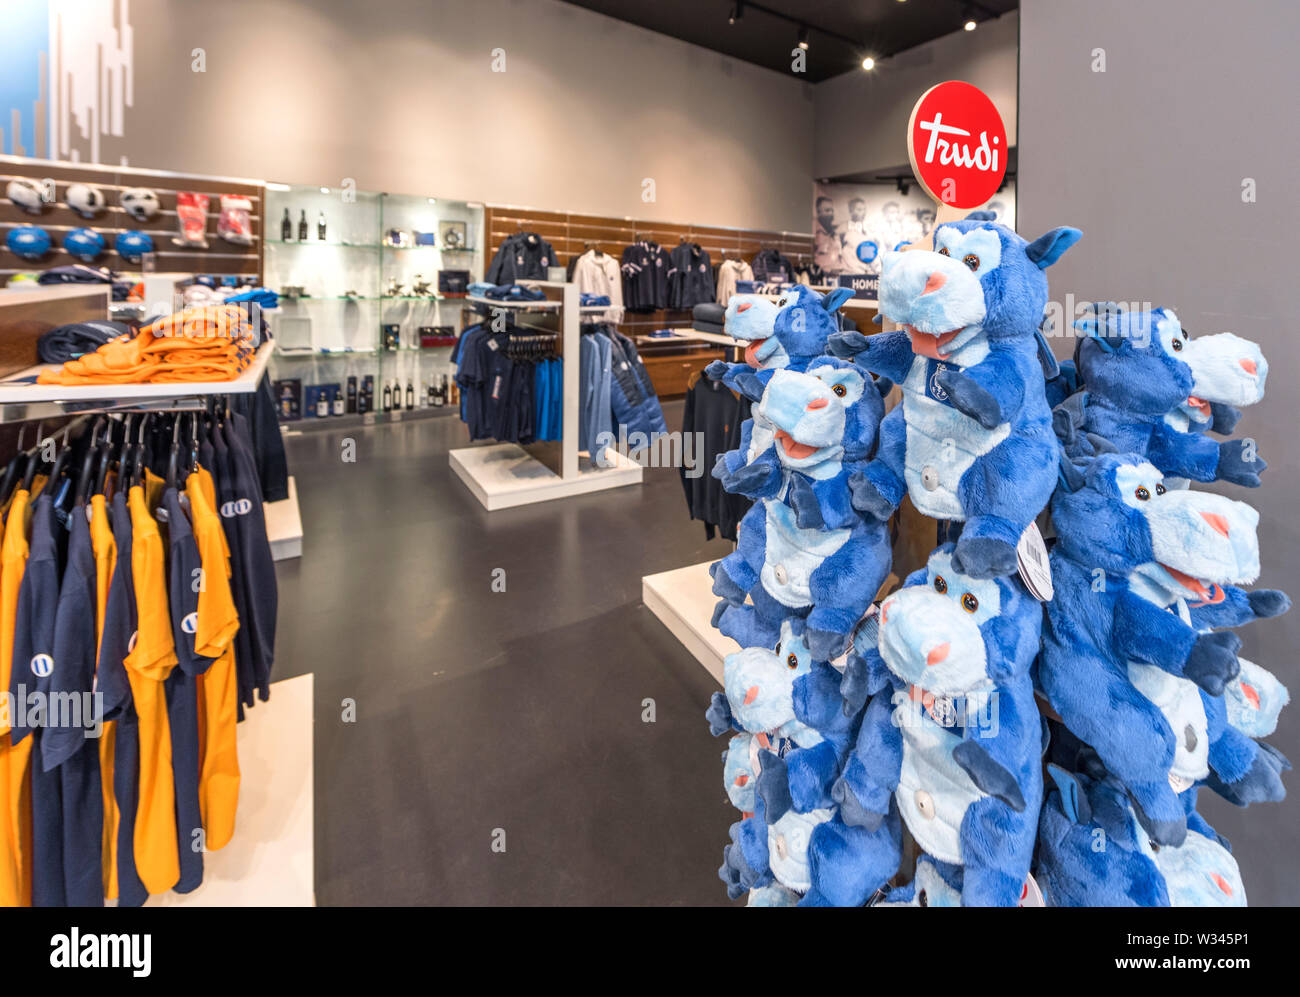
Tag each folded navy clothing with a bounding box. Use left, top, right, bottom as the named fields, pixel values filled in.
left=38, top=264, right=113, bottom=285
left=693, top=302, right=724, bottom=326
left=37, top=320, right=131, bottom=363
left=579, top=293, right=611, bottom=307
left=483, top=283, right=546, bottom=302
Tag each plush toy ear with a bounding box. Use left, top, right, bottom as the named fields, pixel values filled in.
left=873, top=374, right=895, bottom=398
left=1025, top=226, right=1082, bottom=269
left=1047, top=763, right=1092, bottom=825
left=1057, top=451, right=1086, bottom=493
left=822, top=287, right=854, bottom=314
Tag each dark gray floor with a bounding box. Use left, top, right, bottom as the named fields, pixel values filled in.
left=272, top=404, right=740, bottom=905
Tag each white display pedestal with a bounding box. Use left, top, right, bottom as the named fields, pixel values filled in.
left=642, top=560, right=735, bottom=685
left=450, top=442, right=642, bottom=510
left=150, top=672, right=315, bottom=907
left=450, top=282, right=644, bottom=510
left=265, top=475, right=303, bottom=560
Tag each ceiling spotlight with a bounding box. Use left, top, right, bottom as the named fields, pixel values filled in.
left=861, top=56, right=875, bottom=70
left=319, top=186, right=330, bottom=194
left=963, top=7, right=978, bottom=30
left=797, top=26, right=809, bottom=50
left=964, top=18, right=977, bottom=30
left=427, top=197, right=437, bottom=204
left=728, top=2, right=743, bottom=25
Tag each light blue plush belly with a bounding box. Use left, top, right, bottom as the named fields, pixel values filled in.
left=894, top=699, right=986, bottom=865
left=1126, top=661, right=1209, bottom=789
left=760, top=499, right=850, bottom=608
left=902, top=357, right=1010, bottom=520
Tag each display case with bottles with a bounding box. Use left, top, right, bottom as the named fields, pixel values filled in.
left=262, top=183, right=482, bottom=423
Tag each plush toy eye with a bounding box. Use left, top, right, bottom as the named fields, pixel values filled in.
left=962, top=254, right=980, bottom=271
left=778, top=297, right=788, bottom=307
left=1135, top=486, right=1151, bottom=500
left=1171, top=338, right=1183, bottom=352
left=832, top=383, right=847, bottom=397
left=1149, top=840, right=1161, bottom=853
left=786, top=653, right=799, bottom=670
left=774, top=643, right=781, bottom=656
left=933, top=575, right=948, bottom=594
left=961, top=593, right=979, bottom=613
left=1155, top=483, right=1166, bottom=495
left=937, top=247, right=950, bottom=257
left=918, top=889, right=929, bottom=907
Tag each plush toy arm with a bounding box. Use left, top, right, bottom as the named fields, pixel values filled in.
left=1209, top=402, right=1243, bottom=436
left=935, top=353, right=1026, bottom=430
left=1148, top=422, right=1266, bottom=486
left=1113, top=590, right=1241, bottom=693
left=958, top=795, right=1039, bottom=906
left=828, top=329, right=914, bottom=383
left=833, top=691, right=903, bottom=830
left=704, top=360, right=767, bottom=403
left=713, top=447, right=783, bottom=499
left=951, top=687, right=1032, bottom=813
left=707, top=690, right=742, bottom=735
left=1206, top=736, right=1290, bottom=807
left=1189, top=585, right=1291, bottom=630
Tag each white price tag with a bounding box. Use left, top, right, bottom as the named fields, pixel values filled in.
left=1016, top=521, right=1053, bottom=602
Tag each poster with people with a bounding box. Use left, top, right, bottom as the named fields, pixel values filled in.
left=813, top=180, right=1016, bottom=276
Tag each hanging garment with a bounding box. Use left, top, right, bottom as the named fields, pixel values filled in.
left=98, top=490, right=149, bottom=906
left=751, top=248, right=795, bottom=284
left=603, top=327, right=668, bottom=441
left=186, top=467, right=240, bottom=852
left=621, top=240, right=672, bottom=312
left=715, top=258, right=754, bottom=306
left=486, top=232, right=557, bottom=284
left=162, top=485, right=214, bottom=893
left=578, top=331, right=614, bottom=467
left=9, top=491, right=64, bottom=906
left=0, top=487, right=35, bottom=906
left=681, top=374, right=753, bottom=542
left=44, top=500, right=104, bottom=906
left=572, top=250, right=625, bottom=323
left=87, top=491, right=120, bottom=900
left=668, top=243, right=715, bottom=310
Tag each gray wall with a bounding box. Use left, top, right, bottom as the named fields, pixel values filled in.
left=1020, top=0, right=1300, bottom=905
left=111, top=0, right=815, bottom=231
left=813, top=12, right=1018, bottom=180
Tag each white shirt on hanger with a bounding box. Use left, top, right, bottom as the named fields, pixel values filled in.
left=573, top=249, right=624, bottom=323
left=716, top=258, right=754, bottom=306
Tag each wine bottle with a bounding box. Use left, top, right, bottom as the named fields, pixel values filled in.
left=315, top=388, right=329, bottom=419
left=392, top=380, right=402, bottom=411
left=405, top=380, right=414, bottom=410
left=281, top=207, right=292, bottom=241
left=427, top=381, right=435, bottom=407
left=346, top=375, right=358, bottom=414
left=318, top=211, right=327, bottom=241
left=298, top=210, right=308, bottom=241
left=332, top=386, right=345, bottom=416
left=382, top=382, right=392, bottom=412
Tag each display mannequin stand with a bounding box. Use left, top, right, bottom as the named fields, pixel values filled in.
left=449, top=282, right=643, bottom=510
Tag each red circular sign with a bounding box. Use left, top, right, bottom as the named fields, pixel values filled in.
left=907, top=81, right=1007, bottom=210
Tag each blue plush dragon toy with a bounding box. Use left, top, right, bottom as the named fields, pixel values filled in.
left=710, top=361, right=892, bottom=661
left=1054, top=303, right=1268, bottom=486
left=1036, top=759, right=1246, bottom=907
left=832, top=544, right=1046, bottom=905
left=830, top=217, right=1080, bottom=578
left=1039, top=452, right=1289, bottom=846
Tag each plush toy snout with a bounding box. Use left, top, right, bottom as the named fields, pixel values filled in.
left=724, top=293, right=779, bottom=343
left=878, top=249, right=987, bottom=339
left=1182, top=332, right=1268, bottom=409
left=754, top=369, right=847, bottom=458
left=879, top=587, right=988, bottom=694
left=1148, top=488, right=1261, bottom=589
left=724, top=644, right=801, bottom=734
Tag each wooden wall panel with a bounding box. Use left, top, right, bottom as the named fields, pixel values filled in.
left=0, top=157, right=263, bottom=282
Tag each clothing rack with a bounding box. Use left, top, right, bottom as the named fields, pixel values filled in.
left=448, top=281, right=643, bottom=510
